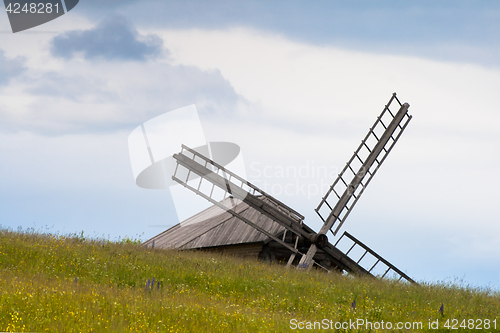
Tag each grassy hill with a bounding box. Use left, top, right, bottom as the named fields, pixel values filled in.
left=0, top=229, right=498, bottom=332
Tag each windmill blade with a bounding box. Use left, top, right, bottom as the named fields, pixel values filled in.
left=171, top=144, right=328, bottom=264
left=317, top=93, right=412, bottom=236
left=172, top=145, right=306, bottom=233
left=298, top=93, right=412, bottom=269
left=334, top=232, right=417, bottom=284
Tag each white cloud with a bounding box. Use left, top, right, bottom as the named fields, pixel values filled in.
left=0, top=53, right=245, bottom=135
left=162, top=28, right=500, bottom=134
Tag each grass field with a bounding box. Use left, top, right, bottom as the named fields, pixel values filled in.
left=0, top=228, right=499, bottom=332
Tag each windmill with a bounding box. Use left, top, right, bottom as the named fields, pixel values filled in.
left=161, top=93, right=415, bottom=283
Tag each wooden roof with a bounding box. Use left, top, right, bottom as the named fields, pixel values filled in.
left=143, top=197, right=286, bottom=250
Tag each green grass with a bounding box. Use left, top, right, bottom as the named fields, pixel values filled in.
left=0, top=229, right=499, bottom=332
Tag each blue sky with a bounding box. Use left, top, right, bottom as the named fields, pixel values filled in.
left=1, top=1, right=499, bottom=289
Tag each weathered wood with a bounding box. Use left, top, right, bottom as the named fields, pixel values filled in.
left=339, top=232, right=418, bottom=284
left=298, top=100, right=411, bottom=269
left=172, top=175, right=301, bottom=254
left=173, top=153, right=312, bottom=240
left=142, top=197, right=286, bottom=250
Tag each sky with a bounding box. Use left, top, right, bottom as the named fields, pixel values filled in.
left=1, top=0, right=499, bottom=289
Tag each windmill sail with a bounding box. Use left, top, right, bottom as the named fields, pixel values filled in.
left=299, top=93, right=412, bottom=268
left=171, top=144, right=311, bottom=264
left=316, top=93, right=412, bottom=236
left=334, top=232, right=417, bottom=283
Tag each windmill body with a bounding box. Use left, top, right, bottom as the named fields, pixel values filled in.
left=143, top=93, right=416, bottom=284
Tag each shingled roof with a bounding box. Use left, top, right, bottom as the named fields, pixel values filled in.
left=143, top=197, right=286, bottom=250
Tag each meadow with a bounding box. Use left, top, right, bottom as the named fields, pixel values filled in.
left=0, top=228, right=498, bottom=332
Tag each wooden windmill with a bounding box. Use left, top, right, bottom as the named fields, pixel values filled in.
left=149, top=93, right=416, bottom=283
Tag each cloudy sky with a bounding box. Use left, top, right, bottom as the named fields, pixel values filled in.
left=1, top=0, right=499, bottom=288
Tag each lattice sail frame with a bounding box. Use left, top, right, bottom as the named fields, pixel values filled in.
left=334, top=232, right=417, bottom=283
left=171, top=144, right=311, bottom=263
left=316, top=93, right=412, bottom=236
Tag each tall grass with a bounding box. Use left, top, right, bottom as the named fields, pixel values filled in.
left=0, top=228, right=498, bottom=332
